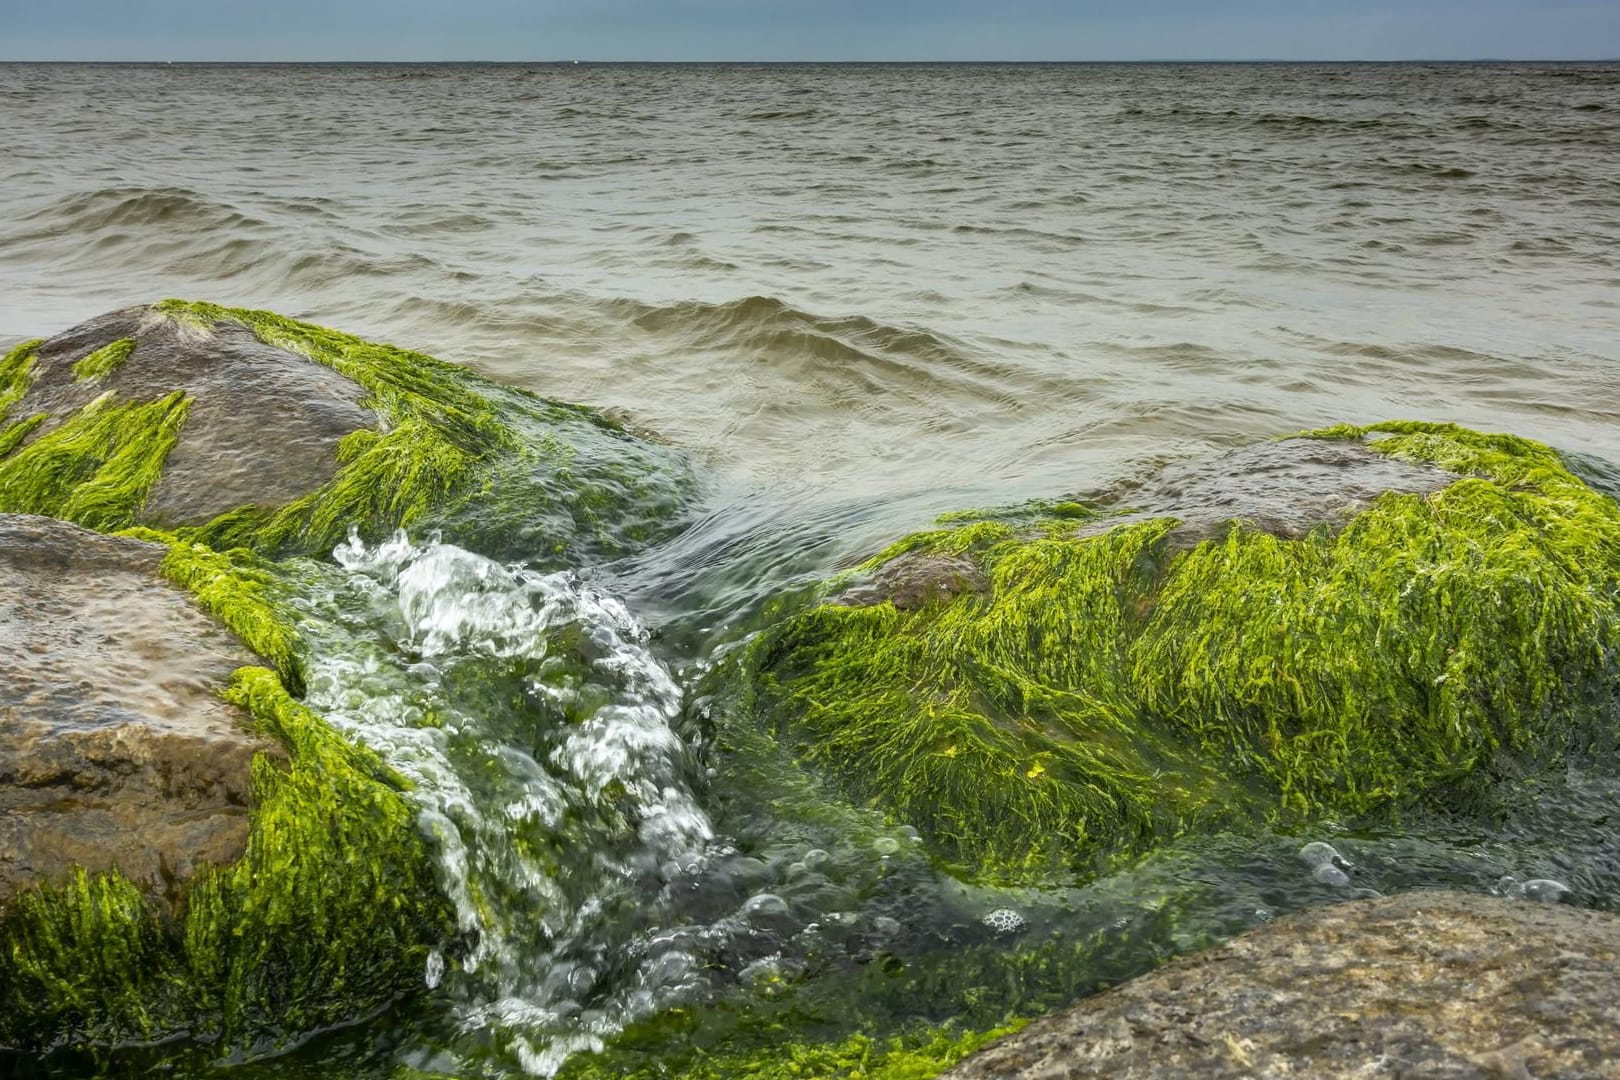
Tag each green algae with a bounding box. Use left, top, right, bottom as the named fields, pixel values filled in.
left=0, top=667, right=451, bottom=1053
left=0, top=869, right=181, bottom=1049
left=0, top=338, right=41, bottom=419
left=156, top=538, right=309, bottom=693
left=185, top=666, right=451, bottom=1045
left=559, top=1022, right=1025, bottom=1080
left=738, top=423, right=1620, bottom=883
left=0, top=389, right=190, bottom=531
left=70, top=337, right=136, bottom=382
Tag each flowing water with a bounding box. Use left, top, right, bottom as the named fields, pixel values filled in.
left=4, top=61, right=1620, bottom=1076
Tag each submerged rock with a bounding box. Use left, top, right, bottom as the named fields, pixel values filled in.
left=0, top=301, right=695, bottom=562
left=943, top=889, right=1620, bottom=1078
left=726, top=423, right=1620, bottom=883
left=0, top=514, right=273, bottom=909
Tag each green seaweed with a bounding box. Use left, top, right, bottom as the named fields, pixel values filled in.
left=0, top=390, right=190, bottom=531
left=0, top=869, right=182, bottom=1049
left=0, top=338, right=40, bottom=419
left=157, top=539, right=309, bottom=693
left=559, top=1022, right=1024, bottom=1080
left=70, top=337, right=136, bottom=382
left=183, top=666, right=451, bottom=1045
left=738, top=423, right=1620, bottom=883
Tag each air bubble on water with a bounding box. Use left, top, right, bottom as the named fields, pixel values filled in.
left=981, top=907, right=1026, bottom=935
left=872, top=915, right=902, bottom=938
left=872, top=836, right=901, bottom=856
left=1313, top=863, right=1351, bottom=888
left=803, top=848, right=830, bottom=871
left=1298, top=841, right=1346, bottom=869
left=424, top=949, right=445, bottom=990
left=1519, top=878, right=1571, bottom=903
left=743, top=893, right=791, bottom=920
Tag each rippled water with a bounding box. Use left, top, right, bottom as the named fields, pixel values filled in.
left=6, top=61, right=1620, bottom=1077
left=4, top=62, right=1619, bottom=504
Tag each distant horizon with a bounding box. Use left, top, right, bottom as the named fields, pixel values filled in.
left=9, top=1, right=1617, bottom=66
left=4, top=56, right=1618, bottom=65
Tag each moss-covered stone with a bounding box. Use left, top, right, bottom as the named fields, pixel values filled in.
left=729, top=423, right=1620, bottom=884
left=0, top=302, right=695, bottom=563
left=0, top=513, right=451, bottom=1052
left=0, top=663, right=452, bottom=1052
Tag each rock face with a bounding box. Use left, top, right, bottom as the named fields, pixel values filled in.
left=944, top=890, right=1620, bottom=1079
left=6, top=306, right=375, bottom=527
left=733, top=422, right=1620, bottom=883
left=1, top=301, right=697, bottom=562
left=1080, top=435, right=1459, bottom=547
left=0, top=514, right=274, bottom=909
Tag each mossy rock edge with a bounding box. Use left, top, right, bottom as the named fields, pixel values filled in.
left=725, top=422, right=1620, bottom=885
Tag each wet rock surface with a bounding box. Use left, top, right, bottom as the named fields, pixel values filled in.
left=837, top=551, right=989, bottom=610
left=1088, top=437, right=1460, bottom=547
left=944, top=890, right=1620, bottom=1080
left=0, top=514, right=273, bottom=908
left=9, top=305, right=375, bottom=526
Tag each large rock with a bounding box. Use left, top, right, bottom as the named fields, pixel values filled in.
left=11, top=306, right=374, bottom=527
left=0, top=513, right=274, bottom=909
left=0, top=301, right=695, bottom=562
left=729, top=423, right=1620, bottom=883
left=944, top=890, right=1620, bottom=1079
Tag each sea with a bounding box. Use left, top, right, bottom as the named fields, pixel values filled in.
left=2, top=61, right=1619, bottom=1077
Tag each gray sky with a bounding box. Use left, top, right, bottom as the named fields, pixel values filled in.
left=5, top=0, right=1617, bottom=61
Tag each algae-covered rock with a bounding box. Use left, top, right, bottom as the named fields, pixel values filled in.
left=0, top=514, right=452, bottom=1052
left=0, top=513, right=272, bottom=908
left=943, top=889, right=1620, bottom=1079
left=0, top=301, right=695, bottom=562
left=729, top=423, right=1620, bottom=883
left=0, top=301, right=709, bottom=1056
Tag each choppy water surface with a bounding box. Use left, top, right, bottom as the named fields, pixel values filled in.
left=5, top=62, right=1620, bottom=1076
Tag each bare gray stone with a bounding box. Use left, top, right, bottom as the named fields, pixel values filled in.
left=944, top=890, right=1620, bottom=1080
left=0, top=514, right=276, bottom=910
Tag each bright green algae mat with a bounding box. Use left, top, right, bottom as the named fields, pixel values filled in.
left=728, top=422, right=1620, bottom=884
left=0, top=300, right=697, bottom=561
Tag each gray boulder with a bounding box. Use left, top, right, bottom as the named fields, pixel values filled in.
left=944, top=890, right=1620, bottom=1079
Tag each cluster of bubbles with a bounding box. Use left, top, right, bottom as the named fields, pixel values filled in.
left=1299, top=840, right=1571, bottom=906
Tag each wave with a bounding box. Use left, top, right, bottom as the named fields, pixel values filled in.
left=6, top=185, right=271, bottom=239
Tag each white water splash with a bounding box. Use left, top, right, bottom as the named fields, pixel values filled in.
left=299, top=531, right=713, bottom=1073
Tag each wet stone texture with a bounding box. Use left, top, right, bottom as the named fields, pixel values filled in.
left=11, top=304, right=375, bottom=526
left=0, top=514, right=274, bottom=909
left=836, top=552, right=989, bottom=610
left=1088, top=437, right=1461, bottom=548
left=944, top=890, right=1620, bottom=1080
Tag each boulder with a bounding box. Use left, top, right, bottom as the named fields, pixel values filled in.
left=0, top=513, right=274, bottom=910
left=944, top=889, right=1620, bottom=1079
left=0, top=300, right=695, bottom=562
left=728, top=423, right=1620, bottom=883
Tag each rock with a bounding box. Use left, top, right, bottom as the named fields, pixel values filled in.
left=836, top=551, right=989, bottom=610
left=730, top=422, right=1620, bottom=882
left=12, top=306, right=375, bottom=527
left=1, top=301, right=695, bottom=562
left=0, top=513, right=275, bottom=910
left=943, top=890, right=1620, bottom=1079
left=1086, top=435, right=1459, bottom=547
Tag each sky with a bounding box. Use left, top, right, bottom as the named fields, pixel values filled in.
left=4, top=0, right=1617, bottom=62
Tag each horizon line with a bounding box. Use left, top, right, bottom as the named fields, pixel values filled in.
left=3, top=56, right=1618, bottom=65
